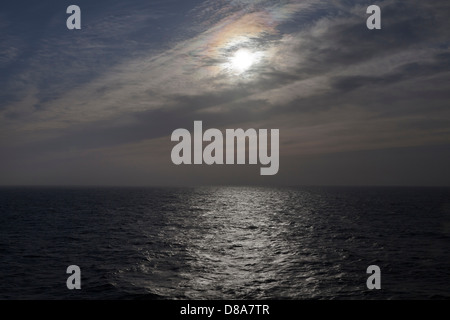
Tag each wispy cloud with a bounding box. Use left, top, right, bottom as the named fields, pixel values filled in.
left=1, top=0, right=449, bottom=185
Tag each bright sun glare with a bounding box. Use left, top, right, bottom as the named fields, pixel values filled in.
left=230, top=48, right=256, bottom=73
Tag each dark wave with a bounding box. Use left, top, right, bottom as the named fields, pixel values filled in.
left=0, top=186, right=449, bottom=299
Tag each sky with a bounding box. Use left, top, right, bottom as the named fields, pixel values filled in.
left=0, top=0, right=449, bottom=186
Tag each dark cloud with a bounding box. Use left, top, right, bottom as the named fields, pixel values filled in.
left=331, top=52, right=450, bottom=92
left=1, top=0, right=449, bottom=186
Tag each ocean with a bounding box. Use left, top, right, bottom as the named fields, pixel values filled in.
left=0, top=186, right=449, bottom=300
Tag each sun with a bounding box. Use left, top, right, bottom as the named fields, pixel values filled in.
left=229, top=48, right=257, bottom=73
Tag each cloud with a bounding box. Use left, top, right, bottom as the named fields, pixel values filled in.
left=1, top=0, right=449, bottom=185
